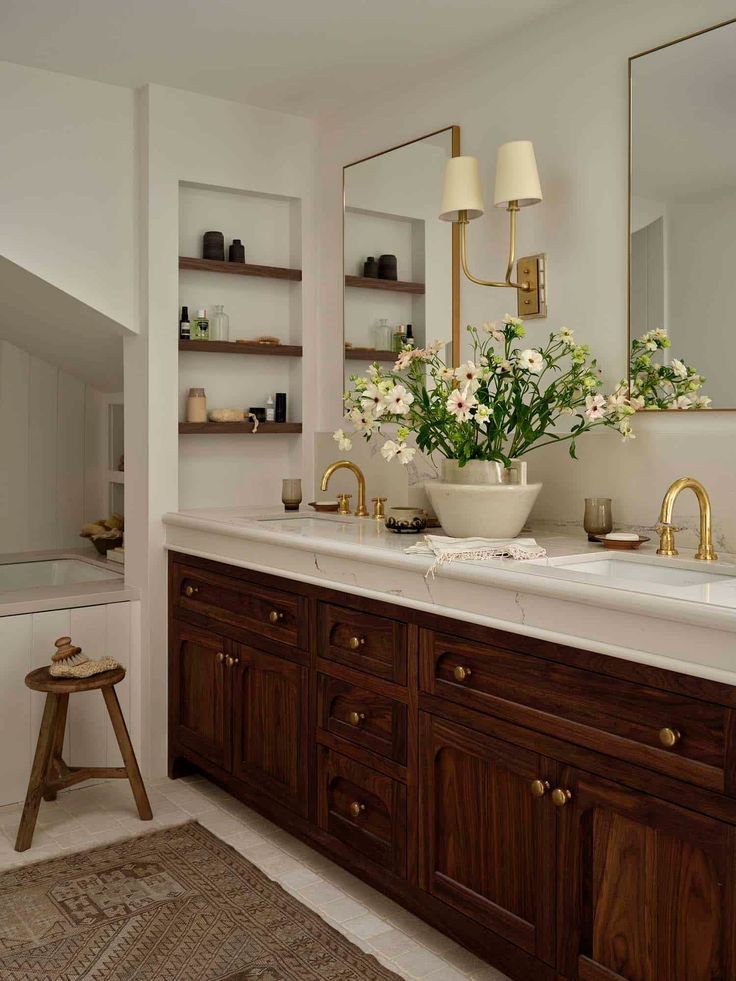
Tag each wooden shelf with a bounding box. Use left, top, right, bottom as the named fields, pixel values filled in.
left=345, top=348, right=397, bottom=362
left=179, top=422, right=302, bottom=435
left=179, top=256, right=301, bottom=281
left=345, top=275, right=425, bottom=295
left=179, top=340, right=302, bottom=357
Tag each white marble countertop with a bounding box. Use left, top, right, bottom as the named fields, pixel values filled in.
left=0, top=548, right=138, bottom=617
left=164, top=506, right=736, bottom=686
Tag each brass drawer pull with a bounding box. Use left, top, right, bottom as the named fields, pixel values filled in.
left=659, top=727, right=681, bottom=748
left=349, top=801, right=366, bottom=818
left=217, top=652, right=225, bottom=663
left=453, top=665, right=471, bottom=682
left=551, top=788, right=572, bottom=808
left=183, top=584, right=198, bottom=598
left=224, top=654, right=239, bottom=668
left=348, top=711, right=366, bottom=726
left=268, top=610, right=284, bottom=624
left=348, top=636, right=365, bottom=650
left=530, top=779, right=550, bottom=798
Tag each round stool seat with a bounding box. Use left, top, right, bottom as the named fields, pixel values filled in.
left=24, top=665, right=126, bottom=694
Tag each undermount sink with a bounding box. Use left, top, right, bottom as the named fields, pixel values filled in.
left=552, top=555, right=728, bottom=588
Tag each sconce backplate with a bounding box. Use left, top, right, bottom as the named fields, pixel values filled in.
left=516, top=254, right=547, bottom=319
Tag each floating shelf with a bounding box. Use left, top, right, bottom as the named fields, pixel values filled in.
left=179, top=340, right=302, bottom=357
left=345, top=275, right=425, bottom=295
left=179, top=256, right=302, bottom=281
left=179, top=422, right=302, bottom=435
left=345, top=348, right=396, bottom=362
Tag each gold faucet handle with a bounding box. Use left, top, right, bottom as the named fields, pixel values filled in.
left=372, top=497, right=387, bottom=519
left=656, top=521, right=681, bottom=557
left=337, top=493, right=352, bottom=515
left=656, top=522, right=682, bottom=533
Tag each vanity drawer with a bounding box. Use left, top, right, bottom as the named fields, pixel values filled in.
left=317, top=747, right=407, bottom=876
left=173, top=563, right=308, bottom=651
left=317, top=603, right=407, bottom=684
left=421, top=632, right=726, bottom=792
left=317, top=673, right=407, bottom=765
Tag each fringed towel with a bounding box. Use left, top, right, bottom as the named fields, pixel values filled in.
left=406, top=535, right=547, bottom=577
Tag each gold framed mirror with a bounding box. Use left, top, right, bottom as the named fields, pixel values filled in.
left=343, top=125, right=460, bottom=386
left=629, top=19, right=736, bottom=410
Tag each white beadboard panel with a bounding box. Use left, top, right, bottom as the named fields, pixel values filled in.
left=68, top=605, right=109, bottom=768
left=56, top=372, right=86, bottom=548
left=27, top=355, right=60, bottom=550
left=0, top=341, right=30, bottom=553
left=0, top=615, right=33, bottom=806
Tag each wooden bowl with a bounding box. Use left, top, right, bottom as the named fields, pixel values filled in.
left=593, top=534, right=650, bottom=551
left=308, top=501, right=339, bottom=513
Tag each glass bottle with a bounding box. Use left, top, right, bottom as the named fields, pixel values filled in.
left=209, top=304, right=229, bottom=342
left=374, top=318, right=392, bottom=351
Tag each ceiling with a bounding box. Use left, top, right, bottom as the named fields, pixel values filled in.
left=1, top=0, right=575, bottom=117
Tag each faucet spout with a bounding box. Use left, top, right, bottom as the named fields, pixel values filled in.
left=657, top=477, right=717, bottom=561
left=321, top=460, right=369, bottom=517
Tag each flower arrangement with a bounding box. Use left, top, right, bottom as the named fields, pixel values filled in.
left=335, top=318, right=708, bottom=469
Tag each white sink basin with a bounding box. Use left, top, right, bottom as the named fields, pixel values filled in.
left=553, top=555, right=727, bottom=588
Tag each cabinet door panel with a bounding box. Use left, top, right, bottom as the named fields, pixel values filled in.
left=558, top=768, right=736, bottom=981
left=170, top=621, right=229, bottom=770
left=231, top=644, right=308, bottom=817
left=419, top=713, right=556, bottom=964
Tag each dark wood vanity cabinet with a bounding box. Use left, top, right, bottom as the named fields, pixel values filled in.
left=169, top=552, right=736, bottom=981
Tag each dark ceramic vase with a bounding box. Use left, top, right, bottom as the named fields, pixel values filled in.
left=229, top=238, right=245, bottom=263
left=378, top=254, right=398, bottom=280
left=203, top=230, right=225, bottom=261
left=363, top=256, right=378, bottom=278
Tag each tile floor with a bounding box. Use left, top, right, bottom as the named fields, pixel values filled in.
left=0, top=774, right=510, bottom=981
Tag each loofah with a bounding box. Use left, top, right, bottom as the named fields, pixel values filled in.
left=48, top=636, right=121, bottom=678
left=208, top=408, right=245, bottom=423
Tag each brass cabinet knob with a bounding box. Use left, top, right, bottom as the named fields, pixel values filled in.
left=348, top=711, right=366, bottom=726
left=268, top=610, right=284, bottom=624
left=659, top=727, right=681, bottom=748
left=349, top=801, right=366, bottom=818
left=530, top=779, right=550, bottom=798
left=183, top=584, right=198, bottom=597
left=453, top=665, right=471, bottom=682
left=348, top=636, right=365, bottom=650
left=551, top=788, right=572, bottom=808
left=224, top=654, right=239, bottom=668
left=217, top=652, right=225, bottom=663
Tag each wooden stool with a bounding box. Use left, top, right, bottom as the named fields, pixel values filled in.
left=15, top=666, right=152, bottom=852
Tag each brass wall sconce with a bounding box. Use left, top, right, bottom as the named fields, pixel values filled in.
left=439, top=141, right=547, bottom=318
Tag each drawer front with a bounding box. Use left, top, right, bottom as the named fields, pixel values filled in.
left=318, top=603, right=406, bottom=684
left=173, top=563, right=308, bottom=651
left=317, top=673, right=407, bottom=765
left=317, top=747, right=406, bottom=876
left=422, top=632, right=726, bottom=791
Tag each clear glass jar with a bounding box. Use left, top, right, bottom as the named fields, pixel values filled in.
left=374, top=318, right=392, bottom=351
left=210, top=304, right=230, bottom=342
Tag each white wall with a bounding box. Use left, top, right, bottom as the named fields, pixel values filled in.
left=315, top=0, right=736, bottom=550
left=0, top=61, right=138, bottom=332
left=0, top=339, right=110, bottom=553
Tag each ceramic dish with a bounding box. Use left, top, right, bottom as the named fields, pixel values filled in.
left=385, top=507, right=428, bottom=534
left=308, top=500, right=339, bottom=513
left=593, top=534, right=650, bottom=550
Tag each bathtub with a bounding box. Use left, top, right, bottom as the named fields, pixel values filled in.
left=0, top=558, right=122, bottom=592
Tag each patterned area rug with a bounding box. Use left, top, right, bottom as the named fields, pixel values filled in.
left=0, top=821, right=400, bottom=980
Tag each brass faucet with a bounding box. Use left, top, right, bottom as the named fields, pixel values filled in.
left=321, top=460, right=369, bottom=517
left=656, top=477, right=717, bottom=561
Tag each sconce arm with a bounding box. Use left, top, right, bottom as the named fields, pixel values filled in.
left=458, top=206, right=531, bottom=291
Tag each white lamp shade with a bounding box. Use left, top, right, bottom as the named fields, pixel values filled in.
left=493, top=140, right=542, bottom=208
left=439, top=156, right=485, bottom=221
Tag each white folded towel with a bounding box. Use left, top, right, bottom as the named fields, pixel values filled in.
left=406, top=535, right=546, bottom=577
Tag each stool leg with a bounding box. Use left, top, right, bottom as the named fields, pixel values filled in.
left=15, top=694, right=59, bottom=851
left=43, top=692, right=69, bottom=802
left=102, top=685, right=152, bottom=821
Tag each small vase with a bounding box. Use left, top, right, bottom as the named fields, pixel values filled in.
left=202, top=231, right=225, bottom=261
left=210, top=305, right=229, bottom=342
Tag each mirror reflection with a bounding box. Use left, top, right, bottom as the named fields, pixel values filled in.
left=630, top=20, right=736, bottom=409
left=343, top=126, right=459, bottom=384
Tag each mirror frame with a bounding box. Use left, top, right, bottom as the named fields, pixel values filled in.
left=627, top=18, right=736, bottom=410
left=343, top=125, right=461, bottom=369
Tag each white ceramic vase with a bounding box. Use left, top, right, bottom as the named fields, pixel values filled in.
left=425, top=459, right=541, bottom=539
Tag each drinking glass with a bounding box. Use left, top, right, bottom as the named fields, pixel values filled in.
left=584, top=497, right=613, bottom=541
left=282, top=478, right=302, bottom=512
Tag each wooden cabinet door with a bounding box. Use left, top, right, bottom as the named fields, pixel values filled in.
left=557, top=767, right=736, bottom=981
left=231, top=644, right=308, bottom=817
left=170, top=621, right=230, bottom=770
left=419, top=713, right=556, bottom=964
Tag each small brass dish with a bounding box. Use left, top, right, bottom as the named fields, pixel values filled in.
left=593, top=534, right=650, bottom=551
left=308, top=500, right=339, bottom=513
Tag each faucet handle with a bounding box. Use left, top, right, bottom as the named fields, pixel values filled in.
left=372, top=497, right=387, bottom=519
left=656, top=521, right=680, bottom=557
left=337, top=493, right=352, bottom=515
left=656, top=521, right=682, bottom=532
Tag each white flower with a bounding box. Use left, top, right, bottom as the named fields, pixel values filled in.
left=385, top=384, right=414, bottom=415
left=645, top=340, right=657, bottom=351
left=495, top=359, right=512, bottom=374
left=439, top=366, right=456, bottom=382
left=482, top=321, right=505, bottom=343
left=606, top=390, right=629, bottom=413
left=349, top=406, right=379, bottom=433
left=454, top=361, right=482, bottom=391
left=517, top=349, right=544, bottom=373
left=446, top=388, right=477, bottom=421
left=584, top=394, right=607, bottom=421
left=394, top=347, right=422, bottom=371
left=333, top=429, right=352, bottom=451
left=395, top=443, right=416, bottom=465
left=694, top=395, right=712, bottom=409
left=361, top=383, right=388, bottom=416
left=504, top=314, right=524, bottom=328
left=557, top=326, right=575, bottom=347
left=671, top=358, right=688, bottom=379
left=381, top=439, right=416, bottom=464
left=618, top=418, right=636, bottom=441
left=475, top=404, right=491, bottom=421
left=674, top=395, right=692, bottom=410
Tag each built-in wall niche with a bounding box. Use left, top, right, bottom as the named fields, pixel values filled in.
left=106, top=399, right=124, bottom=515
